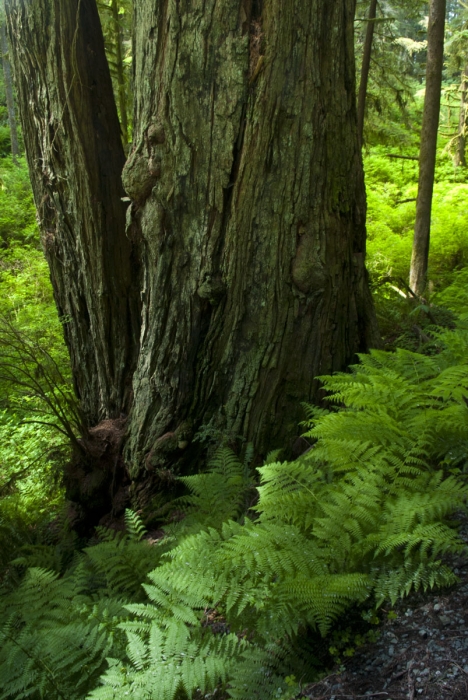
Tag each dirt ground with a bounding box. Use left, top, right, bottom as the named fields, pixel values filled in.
left=302, top=517, right=468, bottom=700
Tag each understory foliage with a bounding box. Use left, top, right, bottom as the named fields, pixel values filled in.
left=1, top=323, right=468, bottom=700
left=365, top=148, right=468, bottom=293
left=0, top=157, right=72, bottom=586
left=364, top=145, right=468, bottom=349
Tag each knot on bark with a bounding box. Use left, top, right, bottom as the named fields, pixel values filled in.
left=122, top=149, right=161, bottom=204
left=147, top=122, right=166, bottom=145
left=145, top=421, right=192, bottom=471
left=197, top=275, right=226, bottom=305
left=291, top=227, right=326, bottom=294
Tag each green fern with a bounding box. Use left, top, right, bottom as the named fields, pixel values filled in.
left=124, top=508, right=147, bottom=542
left=88, top=622, right=243, bottom=700
left=0, top=512, right=166, bottom=699
left=0, top=568, right=115, bottom=699
left=100, top=325, right=468, bottom=698
left=2, top=325, right=468, bottom=700
left=170, top=446, right=255, bottom=534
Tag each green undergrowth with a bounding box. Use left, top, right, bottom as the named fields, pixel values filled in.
left=0, top=158, right=37, bottom=246
left=0, top=156, right=71, bottom=582
left=1, top=321, right=468, bottom=699
left=366, top=147, right=468, bottom=291
left=364, top=144, right=468, bottom=348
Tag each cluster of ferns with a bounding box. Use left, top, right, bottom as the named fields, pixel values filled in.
left=1, top=320, right=468, bottom=700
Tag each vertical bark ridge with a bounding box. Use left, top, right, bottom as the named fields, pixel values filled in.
left=125, top=0, right=380, bottom=474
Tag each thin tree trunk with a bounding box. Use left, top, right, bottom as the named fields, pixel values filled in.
left=455, top=64, right=468, bottom=167
left=0, top=20, right=19, bottom=162
left=5, top=0, right=140, bottom=423
left=357, top=0, right=378, bottom=145
left=110, top=0, right=129, bottom=145
left=409, top=0, right=446, bottom=297
left=124, top=0, right=381, bottom=476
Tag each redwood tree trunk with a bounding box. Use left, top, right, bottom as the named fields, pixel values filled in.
left=409, top=0, right=446, bottom=297
left=5, top=0, right=140, bottom=423
left=6, top=0, right=380, bottom=521
left=124, top=0, right=380, bottom=476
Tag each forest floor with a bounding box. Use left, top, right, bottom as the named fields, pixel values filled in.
left=302, top=513, right=468, bottom=700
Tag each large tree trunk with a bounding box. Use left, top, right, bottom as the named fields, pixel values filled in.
left=5, top=0, right=140, bottom=424
left=0, top=19, right=19, bottom=162
left=357, top=0, right=378, bottom=145
left=6, top=0, right=380, bottom=524
left=409, top=0, right=446, bottom=297
left=123, top=0, right=380, bottom=477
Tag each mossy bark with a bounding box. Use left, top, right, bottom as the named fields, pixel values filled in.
left=124, top=0, right=380, bottom=476
left=5, top=0, right=140, bottom=423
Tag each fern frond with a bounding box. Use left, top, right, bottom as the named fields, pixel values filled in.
left=174, top=447, right=254, bottom=532
left=124, top=510, right=147, bottom=542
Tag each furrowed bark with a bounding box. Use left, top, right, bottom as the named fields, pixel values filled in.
left=124, top=0, right=380, bottom=476
left=5, top=0, right=140, bottom=423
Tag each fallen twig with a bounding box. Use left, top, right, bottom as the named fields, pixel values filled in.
left=386, top=154, right=419, bottom=161
left=442, top=659, right=468, bottom=676
left=408, top=661, right=415, bottom=700
left=394, top=198, right=417, bottom=205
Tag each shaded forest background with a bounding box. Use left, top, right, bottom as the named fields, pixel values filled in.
left=1, top=1, right=468, bottom=698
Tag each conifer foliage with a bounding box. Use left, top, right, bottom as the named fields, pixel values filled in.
left=1, top=324, right=468, bottom=699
